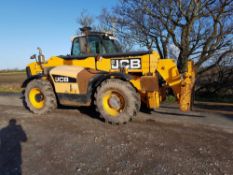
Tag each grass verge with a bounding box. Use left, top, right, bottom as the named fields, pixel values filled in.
left=0, top=87, right=22, bottom=93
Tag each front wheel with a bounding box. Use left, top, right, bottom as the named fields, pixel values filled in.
left=95, top=79, right=140, bottom=124
left=23, top=79, right=57, bottom=115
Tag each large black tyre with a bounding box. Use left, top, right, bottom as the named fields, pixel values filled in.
left=94, top=79, right=140, bottom=124
left=23, top=79, right=57, bottom=115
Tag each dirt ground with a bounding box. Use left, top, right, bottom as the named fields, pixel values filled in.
left=0, top=94, right=232, bottom=175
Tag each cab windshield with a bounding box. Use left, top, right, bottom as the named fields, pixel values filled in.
left=72, top=35, right=122, bottom=56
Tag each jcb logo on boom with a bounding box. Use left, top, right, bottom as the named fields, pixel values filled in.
left=111, top=58, right=141, bottom=70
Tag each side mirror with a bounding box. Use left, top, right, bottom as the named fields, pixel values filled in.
left=37, top=47, right=45, bottom=63
left=30, top=54, right=37, bottom=60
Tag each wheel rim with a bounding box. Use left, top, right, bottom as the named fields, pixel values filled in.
left=102, top=90, right=125, bottom=117
left=29, top=88, right=45, bottom=109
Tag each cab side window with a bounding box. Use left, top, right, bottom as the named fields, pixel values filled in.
left=87, top=36, right=102, bottom=54
left=72, top=37, right=88, bottom=56
left=72, top=36, right=105, bottom=56
left=72, top=39, right=81, bottom=56
left=79, top=37, right=88, bottom=55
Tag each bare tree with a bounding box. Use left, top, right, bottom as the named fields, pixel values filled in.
left=98, top=8, right=135, bottom=51
left=105, top=0, right=233, bottom=72
left=78, top=10, right=94, bottom=28
left=196, top=54, right=233, bottom=99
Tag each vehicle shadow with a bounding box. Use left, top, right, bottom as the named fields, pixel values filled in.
left=0, top=119, right=27, bottom=175
left=58, top=105, right=104, bottom=122
left=141, top=103, right=205, bottom=118
left=193, top=102, right=233, bottom=122
left=77, top=106, right=104, bottom=121
left=194, top=103, right=233, bottom=111
left=152, top=110, right=205, bottom=118
left=223, top=114, right=233, bottom=122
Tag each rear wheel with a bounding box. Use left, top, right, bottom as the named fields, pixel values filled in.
left=24, top=79, right=57, bottom=115
left=95, top=79, right=140, bottom=124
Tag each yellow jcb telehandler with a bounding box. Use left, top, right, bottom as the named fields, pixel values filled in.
left=22, top=27, right=195, bottom=124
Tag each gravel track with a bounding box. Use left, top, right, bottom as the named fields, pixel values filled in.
left=0, top=94, right=232, bottom=175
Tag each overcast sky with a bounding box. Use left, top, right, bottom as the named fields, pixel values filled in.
left=0, top=0, right=117, bottom=69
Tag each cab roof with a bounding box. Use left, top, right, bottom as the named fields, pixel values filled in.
left=71, top=30, right=116, bottom=42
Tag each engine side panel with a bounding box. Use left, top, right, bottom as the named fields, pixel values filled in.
left=50, top=66, right=83, bottom=94
left=49, top=66, right=104, bottom=107
left=49, top=66, right=88, bottom=106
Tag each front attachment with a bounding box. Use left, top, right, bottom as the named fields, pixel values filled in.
left=179, top=61, right=196, bottom=112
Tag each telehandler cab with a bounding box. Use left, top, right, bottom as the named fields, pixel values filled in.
left=22, top=27, right=195, bottom=124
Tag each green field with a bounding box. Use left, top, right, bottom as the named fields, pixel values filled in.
left=0, top=72, right=26, bottom=93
